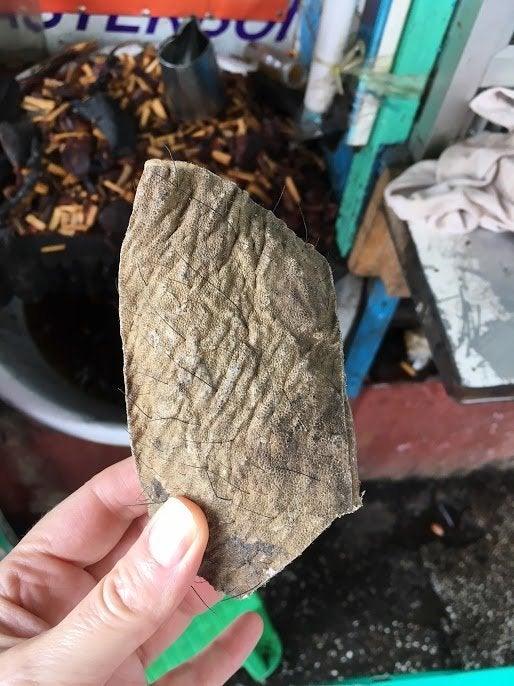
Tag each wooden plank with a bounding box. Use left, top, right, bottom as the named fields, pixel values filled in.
left=350, top=209, right=410, bottom=297
left=335, top=0, right=456, bottom=256
left=348, top=169, right=410, bottom=297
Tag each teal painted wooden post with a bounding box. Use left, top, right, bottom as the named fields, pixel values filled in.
left=318, top=666, right=514, bottom=686
left=409, top=0, right=514, bottom=158
left=336, top=0, right=456, bottom=256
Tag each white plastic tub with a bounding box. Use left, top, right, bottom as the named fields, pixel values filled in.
left=0, top=275, right=361, bottom=446
left=0, top=298, right=129, bottom=445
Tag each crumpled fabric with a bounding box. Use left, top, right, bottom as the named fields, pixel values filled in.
left=385, top=88, right=514, bottom=233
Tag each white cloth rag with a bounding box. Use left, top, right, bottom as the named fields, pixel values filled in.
left=385, top=88, right=514, bottom=233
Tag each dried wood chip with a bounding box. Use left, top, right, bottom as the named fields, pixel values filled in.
left=305, top=150, right=326, bottom=170
left=144, top=57, right=159, bottom=74
left=155, top=133, right=175, bottom=146
left=182, top=124, right=199, bottom=136
left=400, top=361, right=417, bottom=377
left=52, top=131, right=89, bottom=141
left=34, top=182, right=49, bottom=194
left=8, top=46, right=337, bottom=250
left=64, top=65, right=75, bottom=84
left=169, top=142, right=186, bottom=153
left=47, top=162, right=67, bottom=177
left=430, top=522, right=445, bottom=537
left=73, top=40, right=95, bottom=52
left=125, top=54, right=136, bottom=70
left=45, top=143, right=60, bottom=155
left=57, top=204, right=82, bottom=213
left=211, top=150, right=232, bottom=166
left=42, top=102, right=69, bottom=123
left=260, top=152, right=277, bottom=175
left=43, top=78, right=64, bottom=89
left=25, top=213, right=46, bottom=231
left=285, top=175, right=301, bottom=205
left=219, top=119, right=240, bottom=130
left=103, top=179, right=127, bottom=196
left=40, top=243, right=66, bottom=253
left=139, top=104, right=151, bottom=129
left=135, top=76, right=152, bottom=93
left=81, top=62, right=94, bottom=80
left=237, top=118, right=247, bottom=136
left=246, top=182, right=271, bottom=205
left=246, top=114, right=261, bottom=131
left=227, top=169, right=255, bottom=183
left=150, top=99, right=167, bottom=120
left=256, top=172, right=272, bottom=190
left=192, top=126, right=214, bottom=138
left=12, top=217, right=26, bottom=235
left=147, top=146, right=165, bottom=158
left=126, top=74, right=136, bottom=94
left=116, top=164, right=133, bottom=188
left=22, top=95, right=55, bottom=112
left=63, top=174, right=79, bottom=186
left=49, top=207, right=61, bottom=231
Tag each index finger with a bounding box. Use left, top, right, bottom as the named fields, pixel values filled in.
left=16, top=456, right=150, bottom=568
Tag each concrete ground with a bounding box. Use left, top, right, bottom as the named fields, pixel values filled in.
left=230, top=467, right=513, bottom=685
left=0, top=402, right=512, bottom=684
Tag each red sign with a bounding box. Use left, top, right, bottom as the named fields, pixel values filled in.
left=37, top=0, right=289, bottom=21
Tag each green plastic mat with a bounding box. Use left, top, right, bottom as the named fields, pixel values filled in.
left=0, top=510, right=17, bottom=561
left=315, top=667, right=514, bottom=685
left=146, top=592, right=282, bottom=684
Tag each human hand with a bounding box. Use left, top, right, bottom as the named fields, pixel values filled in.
left=0, top=456, right=263, bottom=685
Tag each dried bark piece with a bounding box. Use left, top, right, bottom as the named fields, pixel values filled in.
left=119, top=160, right=361, bottom=596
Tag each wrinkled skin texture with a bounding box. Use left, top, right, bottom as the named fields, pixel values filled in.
left=120, top=160, right=361, bottom=597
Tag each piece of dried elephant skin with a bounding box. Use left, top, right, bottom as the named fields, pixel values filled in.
left=119, top=159, right=361, bottom=597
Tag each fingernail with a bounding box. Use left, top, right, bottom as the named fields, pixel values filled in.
left=148, top=498, right=196, bottom=567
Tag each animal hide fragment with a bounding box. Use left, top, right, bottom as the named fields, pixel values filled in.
left=119, top=160, right=360, bottom=596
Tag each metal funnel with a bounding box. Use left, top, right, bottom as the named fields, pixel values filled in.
left=158, top=17, right=225, bottom=121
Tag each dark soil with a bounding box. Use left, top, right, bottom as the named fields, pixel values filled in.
left=24, top=294, right=124, bottom=404
left=230, top=467, right=513, bottom=684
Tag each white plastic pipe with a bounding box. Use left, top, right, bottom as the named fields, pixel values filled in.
left=304, top=0, right=359, bottom=114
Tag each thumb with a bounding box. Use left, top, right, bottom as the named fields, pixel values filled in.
left=39, top=497, right=208, bottom=683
